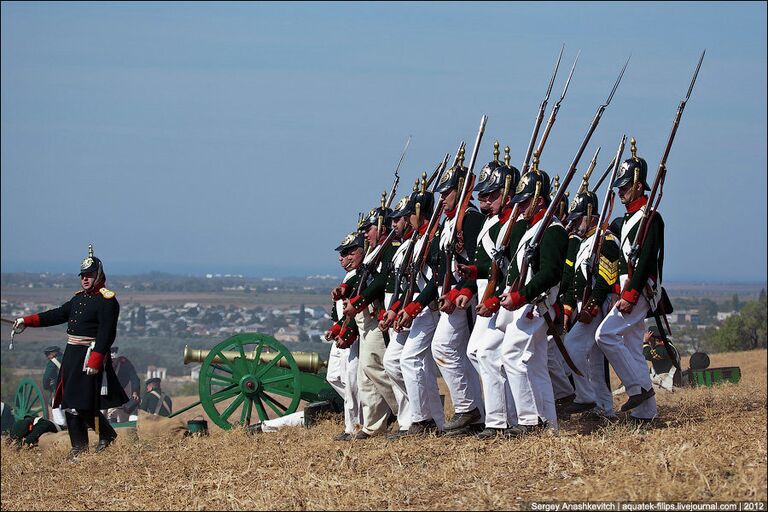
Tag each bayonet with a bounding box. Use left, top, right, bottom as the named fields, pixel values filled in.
left=386, top=136, right=411, bottom=208
left=521, top=45, right=564, bottom=175
left=535, top=50, right=579, bottom=159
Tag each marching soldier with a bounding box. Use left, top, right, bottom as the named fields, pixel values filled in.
left=139, top=377, right=172, bottom=417
left=325, top=231, right=364, bottom=441
left=340, top=205, right=399, bottom=439
left=12, top=244, right=128, bottom=459
left=497, top=158, right=569, bottom=435
left=392, top=184, right=446, bottom=436
left=401, top=152, right=486, bottom=436
left=596, top=139, right=663, bottom=423
left=561, top=190, right=620, bottom=419
left=457, top=144, right=523, bottom=438
left=376, top=191, right=420, bottom=439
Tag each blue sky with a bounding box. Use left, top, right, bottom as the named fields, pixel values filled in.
left=1, top=2, right=766, bottom=281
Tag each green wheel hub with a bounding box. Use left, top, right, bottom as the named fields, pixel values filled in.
left=198, top=333, right=302, bottom=430
left=13, top=378, right=49, bottom=421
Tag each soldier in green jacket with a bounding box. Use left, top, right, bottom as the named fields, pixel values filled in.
left=497, top=160, right=568, bottom=435
left=139, top=378, right=172, bottom=417
left=8, top=416, right=63, bottom=447
left=561, top=190, right=621, bottom=420
left=596, top=138, right=663, bottom=423
left=339, top=206, right=399, bottom=438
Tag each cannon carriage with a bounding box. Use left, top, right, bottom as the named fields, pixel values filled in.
left=170, top=332, right=341, bottom=430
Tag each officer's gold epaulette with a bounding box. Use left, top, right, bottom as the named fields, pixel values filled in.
left=99, top=287, right=116, bottom=299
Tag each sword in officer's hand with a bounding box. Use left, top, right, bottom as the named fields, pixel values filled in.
left=1, top=317, right=17, bottom=350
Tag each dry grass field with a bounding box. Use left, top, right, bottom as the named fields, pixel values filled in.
left=1, top=349, right=766, bottom=510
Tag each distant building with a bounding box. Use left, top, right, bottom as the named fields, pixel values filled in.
left=717, top=311, right=737, bottom=321
left=147, top=366, right=167, bottom=381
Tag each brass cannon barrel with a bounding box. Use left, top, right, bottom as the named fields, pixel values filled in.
left=183, top=345, right=323, bottom=374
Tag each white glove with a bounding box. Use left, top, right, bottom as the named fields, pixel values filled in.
left=12, top=318, right=25, bottom=334
left=85, top=367, right=100, bottom=376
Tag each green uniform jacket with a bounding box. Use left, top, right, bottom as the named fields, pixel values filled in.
left=139, top=390, right=173, bottom=416
left=505, top=221, right=569, bottom=300
left=413, top=207, right=484, bottom=306
left=42, top=355, right=62, bottom=393
left=562, top=231, right=621, bottom=312
left=616, top=201, right=665, bottom=302
left=558, top=235, right=582, bottom=305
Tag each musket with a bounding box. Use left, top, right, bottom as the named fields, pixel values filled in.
left=578, top=146, right=600, bottom=194
left=386, top=136, right=411, bottom=209
left=521, top=45, right=564, bottom=175
left=535, top=51, right=579, bottom=160
left=513, top=55, right=629, bottom=293
left=442, top=115, right=488, bottom=294
left=591, top=156, right=618, bottom=193
left=579, top=135, right=626, bottom=315
left=507, top=56, right=630, bottom=376
left=426, top=152, right=451, bottom=190
left=403, top=198, right=445, bottom=307
left=628, top=50, right=705, bottom=272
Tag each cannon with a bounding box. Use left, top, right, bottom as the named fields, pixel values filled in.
left=170, top=333, right=342, bottom=430
left=13, top=378, right=49, bottom=421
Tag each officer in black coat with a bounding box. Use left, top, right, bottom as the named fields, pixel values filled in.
left=12, top=244, right=128, bottom=459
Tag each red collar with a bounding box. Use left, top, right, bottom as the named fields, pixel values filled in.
left=444, top=207, right=457, bottom=220
left=626, top=195, right=648, bottom=214
left=498, top=207, right=513, bottom=224
left=418, top=222, right=429, bottom=235
left=403, top=228, right=414, bottom=239
left=529, top=208, right=547, bottom=226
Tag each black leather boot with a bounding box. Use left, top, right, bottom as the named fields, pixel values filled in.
left=65, top=412, right=89, bottom=460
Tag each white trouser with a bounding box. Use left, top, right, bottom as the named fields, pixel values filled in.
left=401, top=308, right=445, bottom=429
left=355, top=310, right=398, bottom=434
left=499, top=304, right=558, bottom=428
left=384, top=329, right=412, bottom=431
left=547, top=337, right=575, bottom=400
left=432, top=296, right=484, bottom=418
left=595, top=276, right=657, bottom=419
left=261, top=411, right=304, bottom=432
left=565, top=299, right=615, bottom=415
left=326, top=342, right=362, bottom=434
left=470, top=311, right=518, bottom=429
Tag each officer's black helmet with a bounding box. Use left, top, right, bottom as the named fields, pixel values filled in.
left=612, top=137, right=651, bottom=191
left=566, top=191, right=600, bottom=223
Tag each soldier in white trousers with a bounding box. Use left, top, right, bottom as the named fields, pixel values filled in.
left=496, top=165, right=568, bottom=436
left=596, top=139, right=663, bottom=423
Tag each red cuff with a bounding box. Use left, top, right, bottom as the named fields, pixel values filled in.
left=445, top=288, right=461, bottom=305
left=458, top=288, right=474, bottom=301
left=563, top=305, right=573, bottom=316
left=389, top=300, right=402, bottom=313
left=508, top=291, right=527, bottom=310
left=483, top=296, right=501, bottom=313
left=622, top=288, right=641, bottom=305
left=585, top=303, right=599, bottom=317
left=339, top=283, right=350, bottom=298
left=86, top=351, right=105, bottom=370
left=377, top=309, right=386, bottom=321
left=23, top=314, right=41, bottom=327
left=329, top=323, right=342, bottom=336
left=464, top=265, right=478, bottom=280
left=404, top=302, right=423, bottom=317
left=350, top=295, right=367, bottom=313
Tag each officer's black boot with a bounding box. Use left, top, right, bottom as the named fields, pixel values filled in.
left=93, top=411, right=118, bottom=452
left=65, top=412, right=89, bottom=460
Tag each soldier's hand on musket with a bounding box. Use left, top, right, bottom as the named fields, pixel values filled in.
left=396, top=309, right=413, bottom=330
left=12, top=318, right=25, bottom=334
left=456, top=264, right=477, bottom=280
left=616, top=298, right=634, bottom=314
left=379, top=310, right=397, bottom=331
left=438, top=294, right=456, bottom=314
left=331, top=285, right=345, bottom=301
left=454, top=295, right=470, bottom=310
left=476, top=302, right=492, bottom=317
left=577, top=310, right=593, bottom=324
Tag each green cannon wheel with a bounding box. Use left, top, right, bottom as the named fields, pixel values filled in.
left=198, top=333, right=302, bottom=430
left=13, top=378, right=49, bottom=421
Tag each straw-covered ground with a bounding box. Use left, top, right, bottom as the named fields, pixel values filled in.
left=2, top=349, right=766, bottom=510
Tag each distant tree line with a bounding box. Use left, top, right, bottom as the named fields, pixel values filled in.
left=702, top=290, right=767, bottom=352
